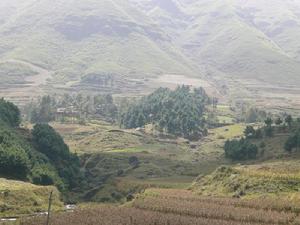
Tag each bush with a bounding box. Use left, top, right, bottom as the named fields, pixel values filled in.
left=31, top=164, right=57, bottom=185
left=224, top=138, right=258, bottom=160
left=0, top=145, right=29, bottom=179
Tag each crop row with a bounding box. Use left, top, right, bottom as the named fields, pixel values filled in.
left=132, top=196, right=297, bottom=224
left=145, top=189, right=300, bottom=212
left=21, top=206, right=267, bottom=225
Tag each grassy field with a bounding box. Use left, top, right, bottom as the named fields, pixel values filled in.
left=50, top=121, right=246, bottom=203
left=192, top=160, right=300, bottom=199
left=0, top=178, right=63, bottom=218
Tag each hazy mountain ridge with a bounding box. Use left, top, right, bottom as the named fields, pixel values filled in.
left=0, top=0, right=197, bottom=84
left=1, top=0, right=300, bottom=90
left=130, top=0, right=300, bottom=86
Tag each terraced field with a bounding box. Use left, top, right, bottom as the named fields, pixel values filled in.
left=22, top=188, right=300, bottom=225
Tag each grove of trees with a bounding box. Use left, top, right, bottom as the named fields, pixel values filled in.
left=26, top=93, right=118, bottom=124
left=120, top=86, right=210, bottom=140
left=225, top=114, right=300, bottom=160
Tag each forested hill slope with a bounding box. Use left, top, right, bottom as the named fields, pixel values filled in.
left=1, top=0, right=300, bottom=87
left=0, top=99, right=81, bottom=195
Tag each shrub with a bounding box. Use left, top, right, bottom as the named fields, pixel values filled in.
left=0, top=145, right=29, bottom=179
left=224, top=138, right=258, bottom=160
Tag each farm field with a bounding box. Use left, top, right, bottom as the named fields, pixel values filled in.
left=20, top=188, right=300, bottom=225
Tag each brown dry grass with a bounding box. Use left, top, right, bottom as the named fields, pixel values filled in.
left=21, top=188, right=300, bottom=225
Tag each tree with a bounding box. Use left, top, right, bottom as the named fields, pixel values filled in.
left=30, top=96, right=55, bottom=123
left=264, top=117, right=273, bottom=127
left=244, top=126, right=256, bottom=138
left=224, top=138, right=258, bottom=160
left=284, top=130, right=300, bottom=152
left=244, top=108, right=267, bottom=123
left=0, top=98, right=21, bottom=127
left=0, top=145, right=29, bottom=179
left=32, top=124, right=81, bottom=189
left=32, top=124, right=70, bottom=160
left=285, top=115, right=293, bottom=129
left=264, top=117, right=273, bottom=137
left=245, top=108, right=258, bottom=123
left=275, top=117, right=283, bottom=126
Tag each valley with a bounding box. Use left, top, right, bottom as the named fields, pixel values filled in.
left=1, top=0, right=300, bottom=111
left=2, top=1, right=300, bottom=225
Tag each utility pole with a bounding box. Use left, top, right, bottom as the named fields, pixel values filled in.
left=46, top=191, right=53, bottom=225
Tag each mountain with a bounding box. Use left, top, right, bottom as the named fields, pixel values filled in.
left=0, top=0, right=196, bottom=84
left=131, top=0, right=300, bottom=85
left=1, top=0, right=300, bottom=105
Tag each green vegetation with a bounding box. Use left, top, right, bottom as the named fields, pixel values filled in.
left=192, top=160, right=300, bottom=199
left=0, top=99, right=81, bottom=193
left=223, top=114, right=300, bottom=161
left=120, top=86, right=209, bottom=140
left=285, top=130, right=300, bottom=152
left=224, top=138, right=258, bottom=161
left=243, top=108, right=267, bottom=123
left=49, top=120, right=247, bottom=203
left=2, top=0, right=300, bottom=89
left=3, top=1, right=300, bottom=223
left=0, top=98, right=21, bottom=127
left=0, top=178, right=63, bottom=218
left=32, top=124, right=81, bottom=189
left=0, top=144, right=29, bottom=179
left=27, top=94, right=118, bottom=124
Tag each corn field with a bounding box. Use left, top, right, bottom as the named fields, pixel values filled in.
left=21, top=189, right=300, bottom=225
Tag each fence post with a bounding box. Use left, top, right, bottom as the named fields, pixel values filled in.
left=46, top=191, right=53, bottom=225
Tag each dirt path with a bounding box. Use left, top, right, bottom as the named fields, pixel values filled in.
left=0, top=59, right=53, bottom=106
left=5, top=59, right=53, bottom=86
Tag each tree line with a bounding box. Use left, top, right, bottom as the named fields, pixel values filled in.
left=120, top=86, right=210, bottom=140
left=25, top=93, right=118, bottom=124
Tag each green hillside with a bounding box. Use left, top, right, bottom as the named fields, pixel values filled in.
left=1, top=0, right=300, bottom=94
left=192, top=161, right=300, bottom=200
left=0, top=99, right=81, bottom=197
left=0, top=0, right=196, bottom=85
left=133, top=0, right=300, bottom=85
left=0, top=178, right=62, bottom=217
